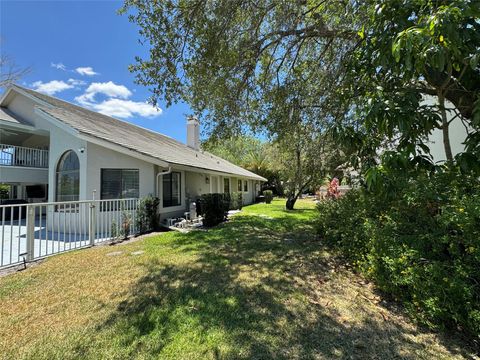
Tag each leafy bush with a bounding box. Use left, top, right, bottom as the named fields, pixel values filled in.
left=229, top=192, right=243, bottom=210
left=316, top=171, right=480, bottom=337
left=136, top=195, right=160, bottom=234
left=0, top=184, right=9, bottom=199
left=198, top=193, right=230, bottom=227
left=263, top=190, right=273, bottom=204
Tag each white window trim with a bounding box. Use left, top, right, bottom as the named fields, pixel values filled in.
left=158, top=170, right=185, bottom=212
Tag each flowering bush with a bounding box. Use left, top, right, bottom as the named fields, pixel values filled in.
left=326, top=177, right=340, bottom=199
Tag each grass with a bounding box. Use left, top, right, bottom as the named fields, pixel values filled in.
left=0, top=199, right=476, bottom=359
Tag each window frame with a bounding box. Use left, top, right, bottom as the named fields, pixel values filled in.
left=101, top=168, right=140, bottom=200
left=223, top=178, right=230, bottom=193
left=55, top=150, right=80, bottom=203
left=162, top=171, right=182, bottom=208
left=237, top=179, right=242, bottom=192
left=243, top=180, right=248, bottom=192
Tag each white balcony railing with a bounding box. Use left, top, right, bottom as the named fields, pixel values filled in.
left=0, top=144, right=49, bottom=168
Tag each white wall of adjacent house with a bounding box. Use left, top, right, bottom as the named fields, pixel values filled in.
left=423, top=96, right=470, bottom=164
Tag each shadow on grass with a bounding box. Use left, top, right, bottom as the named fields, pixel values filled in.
left=92, top=206, right=475, bottom=359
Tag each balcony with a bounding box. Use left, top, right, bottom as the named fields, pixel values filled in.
left=0, top=144, right=49, bottom=169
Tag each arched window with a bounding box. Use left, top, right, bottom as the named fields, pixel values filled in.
left=56, top=150, right=80, bottom=202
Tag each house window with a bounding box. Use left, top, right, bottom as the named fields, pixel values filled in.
left=223, top=178, right=230, bottom=193
left=101, top=169, right=139, bottom=199
left=237, top=179, right=242, bottom=192
left=244, top=180, right=248, bottom=192
left=56, top=150, right=80, bottom=202
left=163, top=172, right=181, bottom=207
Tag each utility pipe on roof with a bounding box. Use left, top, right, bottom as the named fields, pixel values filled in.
left=156, top=166, right=172, bottom=197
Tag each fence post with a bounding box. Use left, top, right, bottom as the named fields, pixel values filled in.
left=26, top=205, right=35, bottom=261
left=89, top=202, right=96, bottom=246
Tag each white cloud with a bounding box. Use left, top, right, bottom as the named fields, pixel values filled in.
left=51, top=62, right=67, bottom=71
left=74, top=81, right=161, bottom=118
left=75, top=81, right=132, bottom=104
left=67, top=78, right=86, bottom=86
left=31, top=80, right=74, bottom=95
left=89, top=98, right=162, bottom=118
left=75, top=66, right=99, bottom=76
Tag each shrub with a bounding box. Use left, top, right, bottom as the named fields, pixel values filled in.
left=230, top=192, right=243, bottom=210
left=0, top=184, right=9, bottom=199
left=136, top=195, right=160, bottom=234
left=198, top=193, right=230, bottom=227
left=263, top=190, right=273, bottom=204
left=316, top=171, right=480, bottom=337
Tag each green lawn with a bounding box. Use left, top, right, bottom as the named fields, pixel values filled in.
left=0, top=199, right=473, bottom=359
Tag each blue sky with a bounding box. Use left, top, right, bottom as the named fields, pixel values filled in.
left=1, top=0, right=194, bottom=143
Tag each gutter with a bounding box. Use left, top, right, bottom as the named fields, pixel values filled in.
left=156, top=166, right=172, bottom=197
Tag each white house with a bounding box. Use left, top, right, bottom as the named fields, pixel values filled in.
left=0, top=85, right=266, bottom=221
left=424, top=96, right=471, bottom=163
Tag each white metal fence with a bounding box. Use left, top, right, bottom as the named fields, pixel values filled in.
left=0, top=198, right=140, bottom=268
left=0, top=144, right=49, bottom=168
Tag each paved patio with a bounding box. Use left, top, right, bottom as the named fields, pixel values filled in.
left=0, top=217, right=103, bottom=268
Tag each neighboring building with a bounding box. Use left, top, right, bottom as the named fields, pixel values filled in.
left=424, top=96, right=471, bottom=163
left=0, top=85, right=266, bottom=220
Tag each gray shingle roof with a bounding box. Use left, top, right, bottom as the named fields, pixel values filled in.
left=13, top=85, right=266, bottom=181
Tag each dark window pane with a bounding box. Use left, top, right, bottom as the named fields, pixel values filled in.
left=224, top=178, right=230, bottom=193
left=163, top=172, right=181, bottom=207
left=56, top=150, right=80, bottom=202
left=122, top=170, right=139, bottom=198
left=101, top=169, right=139, bottom=200
left=244, top=180, right=248, bottom=192
left=238, top=180, right=242, bottom=192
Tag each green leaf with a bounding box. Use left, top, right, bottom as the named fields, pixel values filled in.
left=358, top=25, right=365, bottom=40
left=470, top=54, right=479, bottom=69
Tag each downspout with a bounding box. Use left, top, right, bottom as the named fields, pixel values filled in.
left=156, top=166, right=172, bottom=197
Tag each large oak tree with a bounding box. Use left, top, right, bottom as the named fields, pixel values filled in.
left=121, top=0, right=480, bottom=183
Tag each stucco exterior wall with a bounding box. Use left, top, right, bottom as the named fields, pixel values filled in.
left=0, top=167, right=48, bottom=183
left=48, top=126, right=87, bottom=202
left=86, top=142, right=155, bottom=200
left=185, top=171, right=210, bottom=200
left=6, top=93, right=37, bottom=126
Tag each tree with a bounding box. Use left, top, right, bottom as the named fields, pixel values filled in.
left=120, top=0, right=359, bottom=131
left=122, top=0, right=479, bottom=178
left=203, top=135, right=284, bottom=194
left=344, top=0, right=480, bottom=168
left=0, top=53, right=30, bottom=88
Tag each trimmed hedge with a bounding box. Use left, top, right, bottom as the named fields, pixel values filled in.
left=316, top=171, right=480, bottom=337
left=197, top=193, right=230, bottom=227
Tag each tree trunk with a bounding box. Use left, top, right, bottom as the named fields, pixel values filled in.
left=285, top=194, right=298, bottom=210
left=285, top=179, right=312, bottom=210
left=438, top=93, right=453, bottom=163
